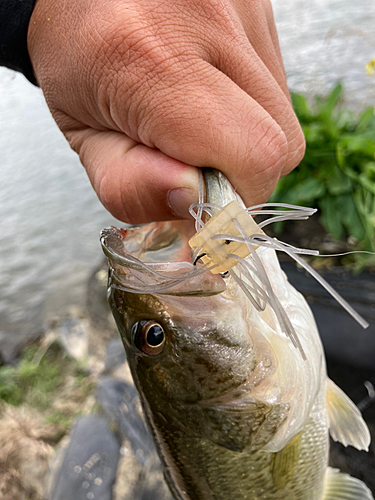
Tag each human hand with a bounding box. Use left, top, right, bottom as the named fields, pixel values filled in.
left=28, top=0, right=305, bottom=224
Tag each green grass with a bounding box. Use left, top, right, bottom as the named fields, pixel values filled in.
left=0, top=343, right=65, bottom=407
left=271, top=84, right=375, bottom=268
left=0, top=341, right=93, bottom=411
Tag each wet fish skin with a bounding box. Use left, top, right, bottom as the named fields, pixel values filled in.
left=110, top=286, right=256, bottom=408
left=107, top=227, right=329, bottom=499
left=108, top=273, right=328, bottom=500
left=104, top=170, right=372, bottom=500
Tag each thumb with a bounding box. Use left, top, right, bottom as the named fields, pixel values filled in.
left=69, top=129, right=199, bottom=224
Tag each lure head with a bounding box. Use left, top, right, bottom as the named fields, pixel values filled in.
left=189, top=200, right=265, bottom=274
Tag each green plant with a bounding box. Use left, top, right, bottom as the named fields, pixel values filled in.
left=271, top=84, right=375, bottom=266
left=0, top=343, right=66, bottom=407
left=0, top=341, right=93, bottom=410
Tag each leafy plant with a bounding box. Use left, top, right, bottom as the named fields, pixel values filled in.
left=271, top=84, right=375, bottom=266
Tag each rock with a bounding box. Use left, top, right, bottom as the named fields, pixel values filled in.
left=58, top=317, right=89, bottom=361
left=112, top=443, right=174, bottom=500
left=112, top=444, right=142, bottom=500
left=0, top=345, right=5, bottom=366
left=87, top=260, right=117, bottom=334
left=96, top=377, right=174, bottom=499
left=96, top=378, right=174, bottom=500
left=46, top=434, right=72, bottom=497
left=0, top=325, right=43, bottom=365
left=104, top=339, right=127, bottom=373
left=48, top=415, right=120, bottom=500
left=96, top=377, right=155, bottom=465
left=282, top=263, right=375, bottom=369
left=86, top=260, right=118, bottom=359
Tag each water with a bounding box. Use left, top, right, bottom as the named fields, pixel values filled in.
left=0, top=72, right=118, bottom=357
left=273, top=0, right=375, bottom=107
left=0, top=0, right=374, bottom=358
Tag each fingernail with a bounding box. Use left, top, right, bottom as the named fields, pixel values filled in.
left=167, top=188, right=197, bottom=219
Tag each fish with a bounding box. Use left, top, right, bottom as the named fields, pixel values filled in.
left=101, top=169, right=373, bottom=500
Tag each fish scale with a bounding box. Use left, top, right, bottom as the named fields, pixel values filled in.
left=102, top=168, right=373, bottom=500
left=145, top=392, right=328, bottom=500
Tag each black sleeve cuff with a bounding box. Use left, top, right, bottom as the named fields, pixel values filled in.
left=0, top=0, right=38, bottom=85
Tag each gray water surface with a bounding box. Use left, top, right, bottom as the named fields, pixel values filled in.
left=273, top=0, right=375, bottom=106
left=0, top=0, right=374, bottom=358
left=0, top=72, right=118, bottom=358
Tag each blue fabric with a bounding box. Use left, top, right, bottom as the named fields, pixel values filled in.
left=0, top=0, right=38, bottom=84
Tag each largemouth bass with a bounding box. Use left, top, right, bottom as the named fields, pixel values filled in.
left=101, top=170, right=372, bottom=500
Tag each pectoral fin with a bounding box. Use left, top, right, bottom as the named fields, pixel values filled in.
left=326, top=378, right=370, bottom=451
left=271, top=431, right=302, bottom=489
left=323, top=467, right=373, bottom=500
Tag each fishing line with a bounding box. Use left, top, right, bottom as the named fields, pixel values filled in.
left=315, top=251, right=375, bottom=258
left=188, top=198, right=370, bottom=354
left=195, top=169, right=206, bottom=232
left=213, top=231, right=369, bottom=329
left=229, top=268, right=267, bottom=311
left=211, top=233, right=320, bottom=256
left=189, top=202, right=220, bottom=221
left=103, top=193, right=370, bottom=355
left=229, top=260, right=268, bottom=311
left=231, top=217, right=307, bottom=358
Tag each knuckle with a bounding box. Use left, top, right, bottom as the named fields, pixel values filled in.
left=236, top=0, right=269, bottom=22
left=188, top=0, right=233, bottom=23
left=233, top=118, right=289, bottom=203
left=134, top=60, right=211, bottom=144
left=95, top=23, right=202, bottom=134
left=98, top=163, right=149, bottom=225
left=254, top=121, right=289, bottom=175
left=293, top=130, right=307, bottom=164
left=97, top=168, right=135, bottom=223
left=284, top=125, right=306, bottom=173
left=92, top=6, right=195, bottom=72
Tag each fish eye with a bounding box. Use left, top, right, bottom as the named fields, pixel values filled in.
left=132, top=320, right=165, bottom=356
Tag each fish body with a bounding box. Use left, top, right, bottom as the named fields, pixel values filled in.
left=102, top=170, right=372, bottom=500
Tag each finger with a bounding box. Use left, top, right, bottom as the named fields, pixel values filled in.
left=204, top=37, right=304, bottom=176
left=108, top=58, right=289, bottom=206
left=262, top=0, right=291, bottom=102
left=232, top=0, right=290, bottom=101
left=67, top=128, right=199, bottom=224
left=234, top=0, right=291, bottom=101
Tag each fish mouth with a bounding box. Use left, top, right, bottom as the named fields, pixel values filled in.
left=100, top=225, right=226, bottom=297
